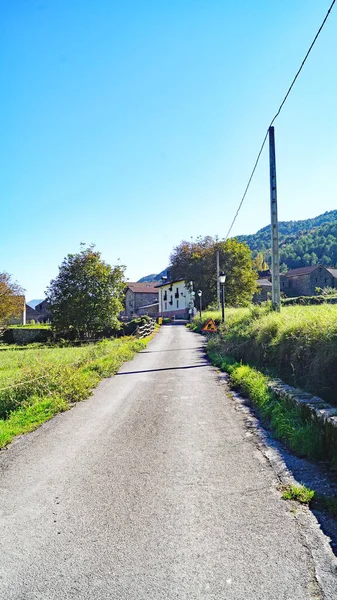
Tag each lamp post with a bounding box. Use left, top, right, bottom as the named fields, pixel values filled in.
left=197, top=290, right=202, bottom=318
left=219, top=271, right=226, bottom=323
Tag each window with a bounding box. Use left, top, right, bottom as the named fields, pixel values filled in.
left=176, top=300, right=179, bottom=308
left=164, top=291, right=167, bottom=301
left=175, top=287, right=179, bottom=298
left=164, top=302, right=167, bottom=310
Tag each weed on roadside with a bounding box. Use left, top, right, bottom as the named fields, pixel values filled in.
left=281, top=484, right=315, bottom=504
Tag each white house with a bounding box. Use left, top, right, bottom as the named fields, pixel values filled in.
left=156, top=279, right=194, bottom=319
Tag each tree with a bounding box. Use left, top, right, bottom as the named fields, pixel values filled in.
left=253, top=251, right=269, bottom=272
left=0, top=273, right=25, bottom=325
left=46, top=245, right=126, bottom=337
left=170, top=237, right=257, bottom=307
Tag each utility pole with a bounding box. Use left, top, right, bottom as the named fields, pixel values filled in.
left=216, top=250, right=220, bottom=311
left=269, top=126, right=281, bottom=312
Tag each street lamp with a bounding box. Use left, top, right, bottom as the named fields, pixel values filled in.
left=219, top=271, right=226, bottom=323
left=197, top=290, right=202, bottom=318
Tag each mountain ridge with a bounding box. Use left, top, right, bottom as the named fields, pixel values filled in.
left=138, top=211, right=337, bottom=280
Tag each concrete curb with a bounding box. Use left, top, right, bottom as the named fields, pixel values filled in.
left=268, top=379, right=337, bottom=462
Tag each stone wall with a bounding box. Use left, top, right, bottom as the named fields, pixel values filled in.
left=281, top=266, right=336, bottom=297
left=125, top=290, right=158, bottom=316
left=268, top=379, right=337, bottom=463
left=3, top=328, right=53, bottom=344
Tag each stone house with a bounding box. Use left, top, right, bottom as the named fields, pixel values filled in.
left=26, top=304, right=39, bottom=323
left=280, top=265, right=337, bottom=297
left=123, top=283, right=159, bottom=317
left=156, top=279, right=193, bottom=319
left=34, top=300, right=51, bottom=323
left=253, top=278, right=272, bottom=303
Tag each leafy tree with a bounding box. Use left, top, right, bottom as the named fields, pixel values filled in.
left=170, top=236, right=257, bottom=307
left=236, top=212, right=337, bottom=270
left=46, top=245, right=126, bottom=337
left=253, top=251, right=269, bottom=272
left=0, top=273, right=25, bottom=325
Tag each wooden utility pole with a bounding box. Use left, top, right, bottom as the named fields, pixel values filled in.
left=216, top=250, right=220, bottom=311
left=269, top=126, right=281, bottom=312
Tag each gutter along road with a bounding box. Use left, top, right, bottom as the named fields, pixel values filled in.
left=0, top=324, right=336, bottom=599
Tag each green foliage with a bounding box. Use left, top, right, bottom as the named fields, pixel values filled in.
left=253, top=251, right=269, bottom=272
left=236, top=211, right=337, bottom=270
left=0, top=337, right=149, bottom=447
left=281, top=484, right=315, bottom=504
left=170, top=236, right=257, bottom=308
left=0, top=338, right=146, bottom=420
left=282, top=295, right=337, bottom=306
left=0, top=273, right=25, bottom=325
left=2, top=327, right=53, bottom=344
left=208, top=353, right=324, bottom=461
left=203, top=304, right=337, bottom=405
left=46, top=245, right=126, bottom=338
left=313, top=494, right=337, bottom=517
left=237, top=210, right=337, bottom=269
left=0, top=396, right=69, bottom=448
left=121, top=315, right=153, bottom=336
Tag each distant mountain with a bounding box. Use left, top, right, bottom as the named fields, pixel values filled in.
left=236, top=210, right=337, bottom=271
left=27, top=299, right=44, bottom=308
left=138, top=268, right=169, bottom=282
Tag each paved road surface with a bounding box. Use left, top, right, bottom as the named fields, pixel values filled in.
left=0, top=324, right=336, bottom=599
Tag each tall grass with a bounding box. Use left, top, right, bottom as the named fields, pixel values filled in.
left=200, top=304, right=337, bottom=404
left=0, top=337, right=148, bottom=447
left=208, top=353, right=325, bottom=461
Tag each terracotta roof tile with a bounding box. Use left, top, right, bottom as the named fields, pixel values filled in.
left=126, top=282, right=159, bottom=294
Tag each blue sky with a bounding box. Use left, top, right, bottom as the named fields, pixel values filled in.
left=2, top=0, right=336, bottom=299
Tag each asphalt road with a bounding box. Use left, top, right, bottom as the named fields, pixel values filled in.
left=0, top=324, right=336, bottom=599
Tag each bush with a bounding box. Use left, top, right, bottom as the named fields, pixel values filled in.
left=208, top=354, right=325, bottom=461
left=204, top=304, right=337, bottom=405
left=282, top=295, right=337, bottom=306
left=121, top=315, right=153, bottom=336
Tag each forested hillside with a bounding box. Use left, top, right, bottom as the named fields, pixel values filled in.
left=236, top=210, right=337, bottom=270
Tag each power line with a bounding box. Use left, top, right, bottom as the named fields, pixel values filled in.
left=224, top=0, right=336, bottom=241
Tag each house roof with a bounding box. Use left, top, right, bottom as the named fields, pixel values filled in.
left=155, top=279, right=185, bottom=288
left=256, top=278, right=272, bottom=287
left=126, top=282, right=159, bottom=294
left=137, top=302, right=159, bottom=309
left=327, top=268, right=337, bottom=279
left=283, top=265, right=321, bottom=277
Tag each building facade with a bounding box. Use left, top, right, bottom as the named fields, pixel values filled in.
left=280, top=265, right=337, bottom=297
left=156, top=279, right=193, bottom=319
left=253, top=278, right=272, bottom=303
left=34, top=300, right=51, bottom=323
left=124, top=283, right=159, bottom=317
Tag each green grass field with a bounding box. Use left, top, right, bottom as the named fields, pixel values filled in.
left=191, top=303, right=337, bottom=404
left=0, top=337, right=149, bottom=448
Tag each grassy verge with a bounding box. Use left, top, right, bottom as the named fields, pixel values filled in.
left=0, top=336, right=149, bottom=448
left=208, top=351, right=337, bottom=518
left=191, top=303, right=337, bottom=405
left=208, top=352, right=325, bottom=461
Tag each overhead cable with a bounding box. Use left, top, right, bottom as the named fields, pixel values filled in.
left=224, top=0, right=336, bottom=241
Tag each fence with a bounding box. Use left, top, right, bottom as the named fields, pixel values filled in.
left=135, top=319, right=156, bottom=339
